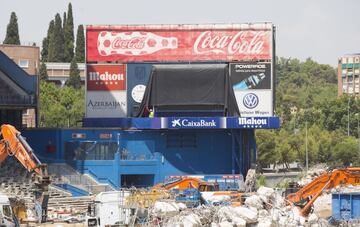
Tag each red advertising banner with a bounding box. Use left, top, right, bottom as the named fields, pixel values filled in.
left=87, top=64, right=126, bottom=91
left=86, top=24, right=273, bottom=62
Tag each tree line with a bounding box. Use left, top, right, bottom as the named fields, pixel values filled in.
left=256, top=57, right=360, bottom=169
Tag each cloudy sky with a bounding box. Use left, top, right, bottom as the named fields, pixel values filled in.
left=1, top=0, right=359, bottom=66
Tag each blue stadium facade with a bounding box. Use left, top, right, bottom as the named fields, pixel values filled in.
left=22, top=62, right=280, bottom=189
left=22, top=24, right=280, bottom=190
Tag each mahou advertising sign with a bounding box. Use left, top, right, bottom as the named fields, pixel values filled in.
left=87, top=64, right=126, bottom=90
left=86, top=24, right=273, bottom=62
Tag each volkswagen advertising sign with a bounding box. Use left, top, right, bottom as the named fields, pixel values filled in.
left=230, top=62, right=273, bottom=116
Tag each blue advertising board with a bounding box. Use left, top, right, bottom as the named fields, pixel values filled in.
left=163, top=117, right=226, bottom=129
left=227, top=117, right=280, bottom=129
left=83, top=116, right=280, bottom=129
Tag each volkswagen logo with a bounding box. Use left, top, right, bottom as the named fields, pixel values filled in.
left=243, top=93, right=259, bottom=109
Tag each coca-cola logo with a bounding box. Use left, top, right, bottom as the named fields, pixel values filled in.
left=112, top=37, right=146, bottom=50
left=193, top=31, right=268, bottom=55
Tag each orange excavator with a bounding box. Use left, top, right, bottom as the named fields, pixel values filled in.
left=152, top=177, right=249, bottom=205
left=287, top=167, right=360, bottom=216
left=152, top=177, right=219, bottom=191
left=0, top=124, right=50, bottom=223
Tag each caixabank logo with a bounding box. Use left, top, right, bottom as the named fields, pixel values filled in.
left=167, top=117, right=221, bottom=129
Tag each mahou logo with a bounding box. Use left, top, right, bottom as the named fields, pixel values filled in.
left=87, top=65, right=126, bottom=91
left=97, top=31, right=178, bottom=56
left=193, top=31, right=267, bottom=55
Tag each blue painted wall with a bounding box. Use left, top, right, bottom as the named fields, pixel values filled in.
left=126, top=64, right=153, bottom=116
left=23, top=128, right=252, bottom=189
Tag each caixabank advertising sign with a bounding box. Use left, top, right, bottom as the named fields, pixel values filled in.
left=86, top=64, right=127, bottom=118
left=230, top=62, right=273, bottom=116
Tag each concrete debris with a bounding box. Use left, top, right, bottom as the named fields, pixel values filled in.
left=333, top=184, right=360, bottom=193
left=201, top=192, right=231, bottom=205
left=244, top=168, right=257, bottom=192
left=313, top=192, right=331, bottom=218
left=257, top=186, right=275, bottom=199
left=308, top=213, right=319, bottom=224
left=153, top=201, right=182, bottom=215
left=257, top=218, right=274, bottom=227
left=233, top=206, right=258, bottom=223
left=244, top=195, right=263, bottom=210
left=218, top=221, right=233, bottom=227
left=231, top=216, right=246, bottom=227
left=298, top=164, right=327, bottom=186
left=165, top=213, right=201, bottom=227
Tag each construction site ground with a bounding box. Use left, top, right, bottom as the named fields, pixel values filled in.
left=2, top=162, right=359, bottom=226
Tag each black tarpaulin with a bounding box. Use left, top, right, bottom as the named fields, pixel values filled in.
left=137, top=64, right=240, bottom=117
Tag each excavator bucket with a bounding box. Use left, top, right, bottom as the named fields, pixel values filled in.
left=31, top=164, right=50, bottom=190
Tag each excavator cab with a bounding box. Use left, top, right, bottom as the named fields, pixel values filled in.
left=198, top=182, right=220, bottom=192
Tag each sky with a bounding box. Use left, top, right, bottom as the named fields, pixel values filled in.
left=1, top=0, right=359, bottom=66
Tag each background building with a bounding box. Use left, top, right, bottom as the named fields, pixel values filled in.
left=46, top=62, right=85, bottom=87
left=0, top=45, right=39, bottom=127
left=338, top=54, right=360, bottom=97
left=0, top=44, right=39, bottom=75
left=0, top=51, right=37, bottom=128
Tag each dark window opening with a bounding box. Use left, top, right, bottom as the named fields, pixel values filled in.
left=64, top=141, right=117, bottom=160
left=121, top=174, right=154, bottom=188
left=166, top=133, right=197, bottom=148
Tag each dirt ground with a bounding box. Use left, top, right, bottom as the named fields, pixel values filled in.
left=21, top=223, right=85, bottom=227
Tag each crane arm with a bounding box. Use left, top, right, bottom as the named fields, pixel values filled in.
left=152, top=177, right=206, bottom=190
left=287, top=168, right=360, bottom=216
left=0, top=124, right=50, bottom=223
left=0, top=124, right=42, bottom=175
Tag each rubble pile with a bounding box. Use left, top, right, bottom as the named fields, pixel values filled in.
left=298, top=164, right=327, bottom=186
left=146, top=186, right=330, bottom=227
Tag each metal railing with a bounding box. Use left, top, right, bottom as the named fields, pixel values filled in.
left=120, top=150, right=155, bottom=161
left=0, top=95, right=36, bottom=105
left=48, top=163, right=114, bottom=194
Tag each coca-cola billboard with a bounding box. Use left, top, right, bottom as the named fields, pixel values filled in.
left=87, top=64, right=126, bottom=91
left=86, top=24, right=273, bottom=62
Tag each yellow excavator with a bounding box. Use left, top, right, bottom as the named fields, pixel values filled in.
left=0, top=124, right=50, bottom=223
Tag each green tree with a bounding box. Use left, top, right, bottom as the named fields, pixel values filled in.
left=48, top=14, right=64, bottom=62
left=64, top=3, right=74, bottom=62
left=3, top=12, right=20, bottom=45
left=66, top=57, right=81, bottom=89
left=333, top=137, right=359, bottom=166
left=275, top=129, right=296, bottom=169
left=39, top=61, right=48, bottom=81
left=41, top=20, right=55, bottom=61
left=39, top=81, right=84, bottom=127
left=41, top=38, right=48, bottom=61
left=63, top=12, right=67, bottom=31
left=256, top=130, right=277, bottom=169
left=75, top=25, right=85, bottom=62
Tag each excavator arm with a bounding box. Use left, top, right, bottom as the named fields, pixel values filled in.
left=287, top=168, right=360, bottom=216
left=0, top=124, right=50, bottom=222
left=152, top=177, right=207, bottom=190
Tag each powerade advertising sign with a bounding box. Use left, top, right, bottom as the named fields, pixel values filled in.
left=230, top=62, right=273, bottom=117
left=163, top=117, right=226, bottom=129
